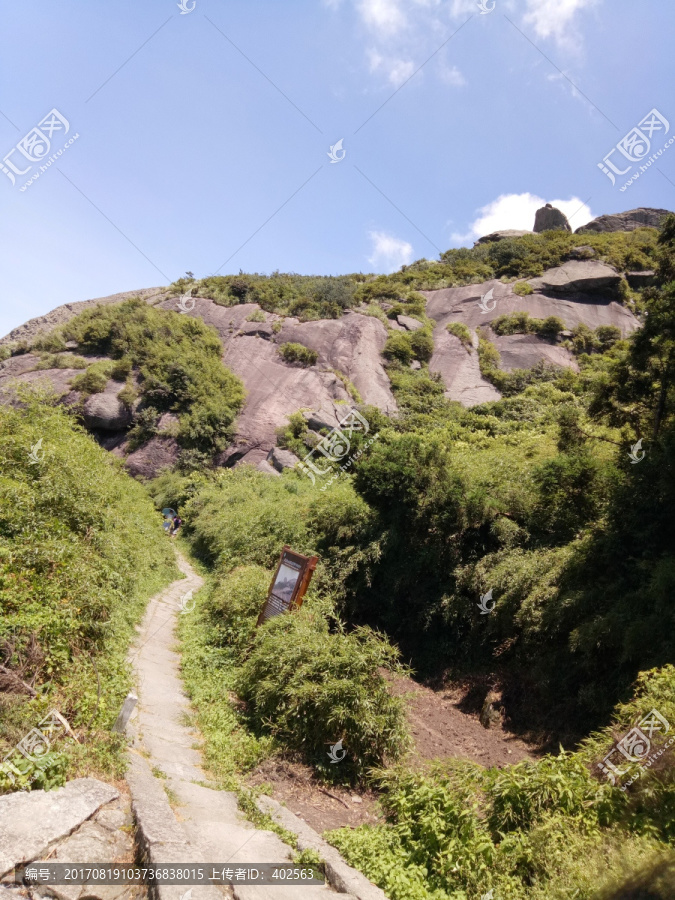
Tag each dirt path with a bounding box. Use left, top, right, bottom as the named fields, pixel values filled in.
left=247, top=675, right=535, bottom=836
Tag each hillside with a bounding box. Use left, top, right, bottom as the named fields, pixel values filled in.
left=2, top=206, right=675, bottom=899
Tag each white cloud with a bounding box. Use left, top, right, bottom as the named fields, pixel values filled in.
left=368, top=231, right=414, bottom=271
left=451, top=192, right=594, bottom=245
left=368, top=48, right=416, bottom=85
left=523, top=0, right=598, bottom=44
left=357, top=0, right=406, bottom=33
left=438, top=63, right=466, bottom=86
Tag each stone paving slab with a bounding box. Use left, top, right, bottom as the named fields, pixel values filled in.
left=0, top=779, right=119, bottom=878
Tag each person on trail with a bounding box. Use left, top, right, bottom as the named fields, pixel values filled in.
left=170, top=514, right=182, bottom=536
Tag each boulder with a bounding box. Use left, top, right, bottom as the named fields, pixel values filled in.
left=474, top=229, right=532, bottom=246
left=575, top=207, right=673, bottom=234
left=83, top=392, right=132, bottom=430
left=396, top=315, right=424, bottom=332
left=565, top=245, right=596, bottom=261
left=626, top=270, right=656, bottom=289
left=528, top=261, right=622, bottom=295
left=124, top=435, right=180, bottom=479
left=267, top=446, right=301, bottom=472
left=533, top=204, right=571, bottom=233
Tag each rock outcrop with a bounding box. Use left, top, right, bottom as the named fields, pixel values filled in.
left=527, top=260, right=622, bottom=295
left=533, top=204, right=571, bottom=233
left=83, top=389, right=132, bottom=431
left=575, top=207, right=672, bottom=234
left=474, top=229, right=532, bottom=246
left=0, top=287, right=166, bottom=347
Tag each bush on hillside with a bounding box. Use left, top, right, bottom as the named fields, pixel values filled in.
left=47, top=299, right=245, bottom=460
left=278, top=342, right=318, bottom=367
left=237, top=605, right=410, bottom=779
left=0, top=393, right=176, bottom=792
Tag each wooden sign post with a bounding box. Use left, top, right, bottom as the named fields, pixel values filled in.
left=256, top=546, right=319, bottom=626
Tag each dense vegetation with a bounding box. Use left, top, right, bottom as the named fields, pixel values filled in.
left=14, top=299, right=245, bottom=468
left=0, top=393, right=176, bottom=792
left=167, top=228, right=659, bottom=322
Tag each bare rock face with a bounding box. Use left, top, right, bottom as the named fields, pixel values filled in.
left=267, top=446, right=301, bottom=472
left=474, top=229, right=532, bottom=246
left=533, top=204, right=571, bottom=233
left=492, top=333, right=578, bottom=373
left=124, top=436, right=180, bottom=479
left=396, top=314, right=424, bottom=331
left=429, top=327, right=500, bottom=407
left=528, top=260, right=622, bottom=295
left=575, top=207, right=672, bottom=234
left=156, top=298, right=397, bottom=457
left=422, top=277, right=639, bottom=406
left=83, top=388, right=132, bottom=431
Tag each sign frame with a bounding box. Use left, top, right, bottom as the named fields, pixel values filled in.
left=256, top=545, right=318, bottom=626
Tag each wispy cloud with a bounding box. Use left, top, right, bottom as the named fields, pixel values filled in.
left=368, top=230, right=414, bottom=270
left=451, top=192, right=594, bottom=244
left=523, top=0, right=599, bottom=46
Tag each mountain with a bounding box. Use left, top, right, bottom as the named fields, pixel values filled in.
left=0, top=207, right=668, bottom=479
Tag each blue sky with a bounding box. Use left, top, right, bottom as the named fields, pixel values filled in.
left=1, top=0, right=674, bottom=337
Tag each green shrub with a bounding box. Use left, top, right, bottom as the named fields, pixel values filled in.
left=278, top=342, right=318, bottom=367
left=0, top=393, right=176, bottom=791
left=58, top=299, right=245, bottom=457
left=237, top=606, right=410, bottom=778
left=491, top=312, right=564, bottom=339
left=446, top=321, right=473, bottom=350
left=513, top=281, right=534, bottom=296
left=383, top=327, right=434, bottom=364
left=246, top=309, right=266, bottom=323
left=70, top=361, right=113, bottom=395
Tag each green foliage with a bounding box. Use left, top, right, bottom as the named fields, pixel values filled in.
left=278, top=342, right=318, bottom=367
left=490, top=312, right=564, bottom=339
left=0, top=394, right=177, bottom=791
left=187, top=273, right=358, bottom=320
left=57, top=299, right=245, bottom=458
left=383, top=326, right=434, bottom=364
left=513, top=281, right=534, bottom=296
left=238, top=607, right=410, bottom=779
left=70, top=360, right=113, bottom=395
left=245, top=309, right=266, bottom=323
left=446, top=322, right=473, bottom=350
